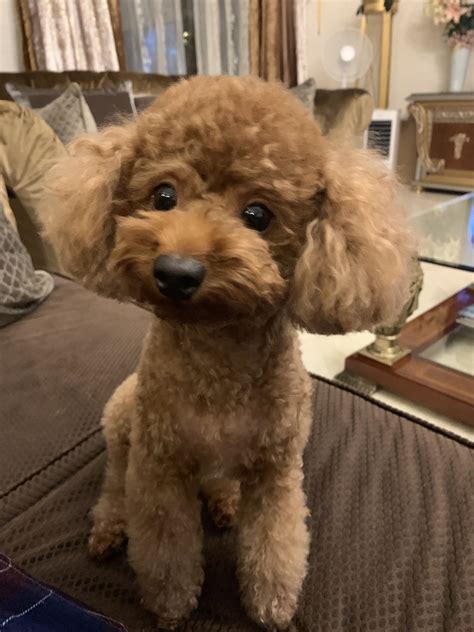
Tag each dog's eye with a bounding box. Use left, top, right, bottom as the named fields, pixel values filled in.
left=241, top=203, right=272, bottom=232
left=152, top=183, right=177, bottom=211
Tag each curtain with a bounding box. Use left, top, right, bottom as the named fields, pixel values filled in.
left=107, top=0, right=127, bottom=70
left=249, top=0, right=299, bottom=87
left=181, top=0, right=197, bottom=75
left=231, top=0, right=250, bottom=75
left=192, top=0, right=249, bottom=76
left=18, top=0, right=302, bottom=80
left=193, top=0, right=221, bottom=74
left=119, top=0, right=186, bottom=75
left=18, top=0, right=120, bottom=71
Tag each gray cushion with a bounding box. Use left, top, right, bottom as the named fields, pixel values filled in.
left=35, top=83, right=97, bottom=144
left=0, top=203, right=53, bottom=327
left=291, top=78, right=316, bottom=112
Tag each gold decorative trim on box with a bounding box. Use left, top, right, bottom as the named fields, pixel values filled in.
left=408, top=103, right=445, bottom=174
left=433, top=109, right=474, bottom=123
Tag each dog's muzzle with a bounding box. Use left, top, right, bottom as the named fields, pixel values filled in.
left=153, top=255, right=206, bottom=301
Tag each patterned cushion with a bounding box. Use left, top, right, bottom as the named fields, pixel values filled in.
left=36, top=83, right=97, bottom=144
left=0, top=175, right=17, bottom=232
left=5, top=80, right=137, bottom=128
left=0, top=203, right=54, bottom=327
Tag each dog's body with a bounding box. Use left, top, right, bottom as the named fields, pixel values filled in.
left=89, top=314, right=312, bottom=629
left=44, top=76, right=413, bottom=630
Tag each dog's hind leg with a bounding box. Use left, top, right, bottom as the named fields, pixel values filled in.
left=88, top=373, right=137, bottom=559
left=201, top=477, right=241, bottom=528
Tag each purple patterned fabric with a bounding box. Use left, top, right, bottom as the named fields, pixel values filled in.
left=0, top=553, right=127, bottom=631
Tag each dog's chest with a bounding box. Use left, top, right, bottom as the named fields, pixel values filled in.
left=138, top=320, right=304, bottom=470
left=175, top=395, right=261, bottom=470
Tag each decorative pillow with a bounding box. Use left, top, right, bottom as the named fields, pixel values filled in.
left=80, top=89, right=137, bottom=127
left=134, top=94, right=156, bottom=112
left=291, top=78, right=316, bottom=113
left=3, top=82, right=35, bottom=108
left=35, top=83, right=97, bottom=144
left=0, top=175, right=17, bottom=232
left=6, top=81, right=137, bottom=128
left=0, top=202, right=54, bottom=328
left=0, top=100, right=66, bottom=271
left=313, top=89, right=374, bottom=141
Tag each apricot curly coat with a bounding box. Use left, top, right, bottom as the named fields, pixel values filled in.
left=44, top=76, right=413, bottom=630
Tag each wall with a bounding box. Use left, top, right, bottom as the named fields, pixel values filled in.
left=0, top=0, right=24, bottom=71
left=305, top=0, right=474, bottom=113
left=389, top=0, right=474, bottom=108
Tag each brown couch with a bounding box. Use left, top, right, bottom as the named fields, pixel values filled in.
left=1, top=275, right=473, bottom=631
left=0, top=71, right=374, bottom=137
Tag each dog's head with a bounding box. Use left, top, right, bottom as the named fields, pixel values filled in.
left=44, top=76, right=413, bottom=333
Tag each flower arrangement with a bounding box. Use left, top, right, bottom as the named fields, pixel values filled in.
left=425, top=1, right=474, bottom=47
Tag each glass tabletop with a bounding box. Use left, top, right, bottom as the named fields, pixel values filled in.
left=418, top=323, right=474, bottom=377
left=412, top=192, right=474, bottom=271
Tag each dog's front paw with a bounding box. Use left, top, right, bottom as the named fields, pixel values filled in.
left=88, top=519, right=126, bottom=560
left=243, top=586, right=297, bottom=631
left=141, top=583, right=201, bottom=630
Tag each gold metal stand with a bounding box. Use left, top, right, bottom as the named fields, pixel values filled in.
left=359, top=0, right=399, bottom=108
left=357, top=257, right=424, bottom=366
left=359, top=333, right=410, bottom=366
left=378, top=11, right=392, bottom=109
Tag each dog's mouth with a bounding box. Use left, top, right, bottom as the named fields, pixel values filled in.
left=111, top=251, right=286, bottom=326
left=151, top=293, right=255, bottom=327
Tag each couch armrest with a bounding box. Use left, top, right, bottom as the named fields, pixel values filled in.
left=313, top=88, right=374, bottom=142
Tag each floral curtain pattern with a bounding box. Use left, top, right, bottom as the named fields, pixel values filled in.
left=19, top=0, right=120, bottom=71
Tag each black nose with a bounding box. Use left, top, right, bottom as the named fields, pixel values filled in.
left=153, top=255, right=206, bottom=300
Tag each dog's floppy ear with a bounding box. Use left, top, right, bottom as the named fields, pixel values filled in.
left=43, top=124, right=136, bottom=293
left=289, top=147, right=414, bottom=334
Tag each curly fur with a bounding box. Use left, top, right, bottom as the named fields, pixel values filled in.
left=44, top=76, right=413, bottom=630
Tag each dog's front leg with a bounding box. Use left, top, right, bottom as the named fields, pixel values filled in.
left=126, top=445, right=203, bottom=630
left=238, top=461, right=309, bottom=631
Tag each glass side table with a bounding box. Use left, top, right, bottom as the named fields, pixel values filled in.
left=337, top=193, right=474, bottom=426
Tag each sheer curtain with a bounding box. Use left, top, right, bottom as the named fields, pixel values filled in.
left=193, top=0, right=249, bottom=75
left=120, top=0, right=186, bottom=74
left=120, top=0, right=249, bottom=76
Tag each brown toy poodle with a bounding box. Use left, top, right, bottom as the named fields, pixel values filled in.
left=44, top=76, right=413, bottom=630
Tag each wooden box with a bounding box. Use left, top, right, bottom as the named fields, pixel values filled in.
left=407, top=93, right=474, bottom=192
